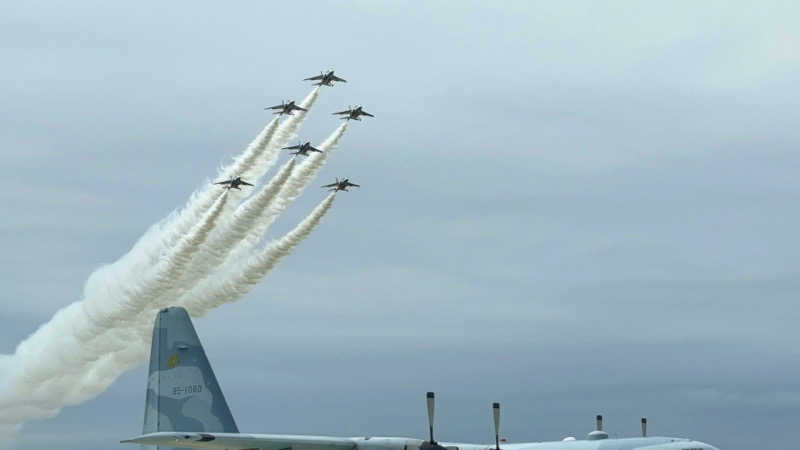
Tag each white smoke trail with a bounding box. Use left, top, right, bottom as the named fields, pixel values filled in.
left=132, top=87, right=320, bottom=276
left=182, top=193, right=336, bottom=316
left=170, top=158, right=297, bottom=296
left=236, top=122, right=348, bottom=253
left=275, top=122, right=348, bottom=208
left=0, top=191, right=230, bottom=426
left=220, top=116, right=281, bottom=180
left=128, top=116, right=281, bottom=275
left=190, top=122, right=347, bottom=305
left=169, top=117, right=342, bottom=319
left=140, top=95, right=313, bottom=271
left=242, top=87, right=320, bottom=184
left=52, top=91, right=320, bottom=353
left=109, top=190, right=230, bottom=318
left=0, top=85, right=336, bottom=441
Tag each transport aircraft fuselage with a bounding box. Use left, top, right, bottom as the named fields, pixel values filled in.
left=122, top=308, right=720, bottom=450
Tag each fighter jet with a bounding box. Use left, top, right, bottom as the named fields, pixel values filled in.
left=283, top=141, right=323, bottom=157
left=304, top=70, right=347, bottom=86
left=265, top=100, right=308, bottom=116
left=322, top=177, right=360, bottom=192
left=332, top=105, right=374, bottom=121
left=214, top=176, right=254, bottom=190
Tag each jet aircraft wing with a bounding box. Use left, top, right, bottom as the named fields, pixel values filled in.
left=304, top=74, right=325, bottom=81
left=123, top=432, right=358, bottom=450
left=332, top=109, right=352, bottom=115
left=331, top=75, right=347, bottom=82
left=283, top=144, right=302, bottom=150
left=321, top=182, right=338, bottom=188
left=265, top=104, right=284, bottom=110
left=360, top=110, right=374, bottom=117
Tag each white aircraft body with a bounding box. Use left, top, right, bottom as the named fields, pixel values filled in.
left=122, top=307, right=721, bottom=450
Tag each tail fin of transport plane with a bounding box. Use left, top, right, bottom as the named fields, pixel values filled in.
left=142, top=306, right=238, bottom=449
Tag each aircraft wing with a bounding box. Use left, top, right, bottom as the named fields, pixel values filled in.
left=332, top=109, right=352, bottom=115
left=309, top=145, right=323, bottom=152
left=123, top=432, right=357, bottom=450
left=331, top=75, right=347, bottom=82
left=265, top=104, right=284, bottom=110
left=213, top=181, right=230, bottom=185
left=292, top=105, right=309, bottom=112
left=321, top=182, right=338, bottom=188
left=241, top=181, right=254, bottom=186
left=304, top=74, right=324, bottom=81
left=361, top=110, right=375, bottom=117
left=283, top=144, right=302, bottom=150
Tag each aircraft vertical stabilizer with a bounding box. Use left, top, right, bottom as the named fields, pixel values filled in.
left=142, top=307, right=238, bottom=450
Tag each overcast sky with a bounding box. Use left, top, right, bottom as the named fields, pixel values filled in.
left=1, top=2, right=799, bottom=449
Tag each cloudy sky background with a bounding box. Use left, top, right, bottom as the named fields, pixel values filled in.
left=1, top=1, right=799, bottom=449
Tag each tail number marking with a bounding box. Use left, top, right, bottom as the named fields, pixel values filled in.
left=172, top=384, right=203, bottom=396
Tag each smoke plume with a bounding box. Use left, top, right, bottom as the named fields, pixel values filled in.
left=0, top=84, right=347, bottom=442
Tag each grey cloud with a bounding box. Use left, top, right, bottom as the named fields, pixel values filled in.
left=2, top=2, right=799, bottom=450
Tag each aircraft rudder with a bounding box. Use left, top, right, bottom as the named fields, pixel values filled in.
left=142, top=306, right=238, bottom=448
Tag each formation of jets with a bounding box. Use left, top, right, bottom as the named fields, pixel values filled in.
left=123, top=307, right=721, bottom=450
left=213, top=176, right=253, bottom=190
left=221, top=71, right=366, bottom=194
left=266, top=70, right=374, bottom=119
left=283, top=141, right=323, bottom=157
left=322, top=177, right=360, bottom=192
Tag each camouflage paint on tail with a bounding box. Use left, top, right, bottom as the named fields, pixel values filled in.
left=142, top=307, right=238, bottom=450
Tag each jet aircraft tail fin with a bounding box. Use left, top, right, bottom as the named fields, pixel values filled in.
left=142, top=307, right=238, bottom=449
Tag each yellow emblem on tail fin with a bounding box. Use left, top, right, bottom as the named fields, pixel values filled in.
left=167, top=354, right=180, bottom=368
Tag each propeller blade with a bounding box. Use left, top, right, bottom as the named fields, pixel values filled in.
left=492, top=402, right=501, bottom=450
left=427, top=392, right=436, bottom=444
